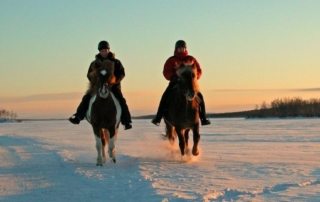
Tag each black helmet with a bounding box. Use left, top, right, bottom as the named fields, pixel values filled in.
left=98, top=41, right=110, bottom=50
left=175, top=40, right=187, bottom=49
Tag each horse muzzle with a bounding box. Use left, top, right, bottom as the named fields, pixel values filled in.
left=99, top=84, right=110, bottom=98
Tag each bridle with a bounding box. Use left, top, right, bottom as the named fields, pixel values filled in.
left=98, top=69, right=112, bottom=99
left=176, top=67, right=198, bottom=102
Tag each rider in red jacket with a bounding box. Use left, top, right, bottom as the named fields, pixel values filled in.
left=152, top=40, right=211, bottom=126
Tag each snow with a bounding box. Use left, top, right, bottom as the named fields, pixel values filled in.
left=0, top=118, right=319, bottom=201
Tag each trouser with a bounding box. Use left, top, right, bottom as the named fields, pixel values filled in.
left=75, top=86, right=132, bottom=124
left=197, top=92, right=208, bottom=121
left=75, top=93, right=91, bottom=120
left=154, top=81, right=176, bottom=120
left=154, top=81, right=208, bottom=121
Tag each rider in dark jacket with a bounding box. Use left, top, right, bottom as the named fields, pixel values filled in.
left=151, top=40, right=211, bottom=126
left=69, top=41, right=132, bottom=130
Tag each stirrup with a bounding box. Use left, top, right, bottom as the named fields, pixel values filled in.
left=124, top=123, right=132, bottom=130
left=201, top=119, right=211, bottom=126
left=151, top=118, right=161, bottom=126
left=69, top=115, right=81, bottom=124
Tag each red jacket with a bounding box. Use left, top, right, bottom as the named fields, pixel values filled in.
left=163, top=50, right=202, bottom=81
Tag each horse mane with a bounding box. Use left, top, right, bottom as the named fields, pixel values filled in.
left=176, top=64, right=200, bottom=93
left=89, top=60, right=116, bottom=94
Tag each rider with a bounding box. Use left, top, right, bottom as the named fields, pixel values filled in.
left=151, top=40, right=211, bottom=126
left=69, top=40, right=132, bottom=130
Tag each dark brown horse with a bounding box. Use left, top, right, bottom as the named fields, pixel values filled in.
left=86, top=60, right=121, bottom=166
left=164, top=64, right=201, bottom=157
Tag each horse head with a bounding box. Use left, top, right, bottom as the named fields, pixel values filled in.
left=96, top=60, right=116, bottom=98
left=176, top=63, right=199, bottom=101
left=164, top=62, right=201, bottom=157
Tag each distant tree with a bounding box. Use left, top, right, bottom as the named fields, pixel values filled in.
left=249, top=97, right=320, bottom=118
left=0, top=109, right=18, bottom=120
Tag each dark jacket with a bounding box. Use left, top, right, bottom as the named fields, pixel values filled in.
left=87, top=52, right=125, bottom=84
left=87, top=52, right=125, bottom=94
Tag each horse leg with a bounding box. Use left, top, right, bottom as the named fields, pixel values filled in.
left=175, top=127, right=186, bottom=156
left=165, top=120, right=175, bottom=145
left=192, top=124, right=200, bottom=156
left=108, top=127, right=117, bottom=163
left=93, top=127, right=103, bottom=166
left=184, top=129, right=190, bottom=155
left=100, top=129, right=108, bottom=164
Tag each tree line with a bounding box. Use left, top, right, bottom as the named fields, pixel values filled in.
left=248, top=97, right=320, bottom=118
left=0, top=109, right=18, bottom=120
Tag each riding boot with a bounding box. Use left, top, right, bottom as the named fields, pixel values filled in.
left=152, top=81, right=175, bottom=126
left=151, top=93, right=167, bottom=126
left=112, top=85, right=132, bottom=130
left=120, top=102, right=132, bottom=130
left=197, top=92, right=211, bottom=126
left=69, top=93, right=91, bottom=124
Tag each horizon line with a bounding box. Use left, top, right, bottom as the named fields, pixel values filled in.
left=209, top=88, right=320, bottom=92
left=1, top=87, right=320, bottom=99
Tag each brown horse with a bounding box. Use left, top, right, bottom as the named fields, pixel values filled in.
left=164, top=64, right=201, bottom=157
left=86, top=60, right=121, bottom=166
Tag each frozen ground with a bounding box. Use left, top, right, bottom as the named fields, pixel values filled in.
left=0, top=118, right=319, bottom=201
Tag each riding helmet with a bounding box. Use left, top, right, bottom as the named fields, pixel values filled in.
left=98, top=41, right=110, bottom=50
left=175, top=40, right=187, bottom=49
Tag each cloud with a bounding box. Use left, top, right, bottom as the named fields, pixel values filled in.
left=207, top=88, right=320, bottom=92
left=294, top=88, right=320, bottom=92
left=0, top=92, right=83, bottom=103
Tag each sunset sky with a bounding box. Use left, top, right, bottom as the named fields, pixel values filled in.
left=1, top=1, right=320, bottom=118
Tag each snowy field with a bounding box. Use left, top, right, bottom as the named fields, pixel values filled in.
left=0, top=118, right=319, bottom=202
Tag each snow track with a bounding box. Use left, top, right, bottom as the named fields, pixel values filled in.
left=0, top=119, right=319, bottom=201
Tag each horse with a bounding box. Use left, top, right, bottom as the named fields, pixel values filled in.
left=86, top=60, right=122, bottom=166
left=163, top=63, right=201, bottom=157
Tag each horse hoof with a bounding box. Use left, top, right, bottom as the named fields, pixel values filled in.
left=192, top=147, right=199, bottom=156
left=112, top=158, right=116, bottom=163
left=96, top=163, right=103, bottom=166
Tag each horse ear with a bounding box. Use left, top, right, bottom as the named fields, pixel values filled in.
left=103, top=60, right=115, bottom=73
left=183, top=61, right=194, bottom=66
left=95, top=60, right=102, bottom=68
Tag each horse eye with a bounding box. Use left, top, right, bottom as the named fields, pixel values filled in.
left=100, top=70, right=107, bottom=76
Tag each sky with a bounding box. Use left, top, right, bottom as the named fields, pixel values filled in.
left=0, top=0, right=320, bottom=118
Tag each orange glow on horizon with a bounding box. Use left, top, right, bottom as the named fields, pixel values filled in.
left=1, top=89, right=320, bottom=119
